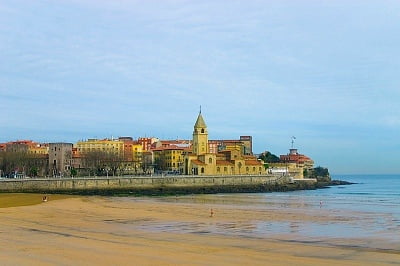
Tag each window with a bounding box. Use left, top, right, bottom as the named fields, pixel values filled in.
left=217, top=167, right=220, bottom=172
left=201, top=167, right=205, bottom=173
left=209, top=158, right=212, bottom=163
left=201, top=128, right=205, bottom=133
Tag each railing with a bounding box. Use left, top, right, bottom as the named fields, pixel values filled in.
left=1, top=173, right=282, bottom=181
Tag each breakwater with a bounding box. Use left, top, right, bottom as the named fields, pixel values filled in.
left=0, top=175, right=318, bottom=195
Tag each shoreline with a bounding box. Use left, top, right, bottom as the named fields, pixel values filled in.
left=0, top=176, right=354, bottom=196
left=0, top=195, right=397, bottom=265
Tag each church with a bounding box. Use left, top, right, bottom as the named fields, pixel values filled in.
left=181, top=111, right=267, bottom=176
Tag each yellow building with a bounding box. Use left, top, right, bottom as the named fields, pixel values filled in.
left=269, top=148, right=315, bottom=179
left=153, top=146, right=185, bottom=173
left=27, top=143, right=49, bottom=155
left=268, top=162, right=304, bottom=178
left=131, top=143, right=143, bottom=163
left=76, top=139, right=124, bottom=157
left=181, top=112, right=266, bottom=176
left=120, top=139, right=143, bottom=173
left=75, top=138, right=145, bottom=174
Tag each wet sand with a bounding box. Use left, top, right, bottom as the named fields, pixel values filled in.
left=0, top=193, right=71, bottom=208
left=0, top=194, right=398, bottom=265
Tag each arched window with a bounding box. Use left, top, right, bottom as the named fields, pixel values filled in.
left=201, top=167, right=205, bottom=173
left=201, top=128, right=205, bottom=133
left=209, top=158, right=212, bottom=164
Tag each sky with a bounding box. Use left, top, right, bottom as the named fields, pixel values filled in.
left=0, top=0, right=399, bottom=175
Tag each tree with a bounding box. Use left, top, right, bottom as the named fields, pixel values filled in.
left=0, top=151, right=47, bottom=177
left=141, top=152, right=153, bottom=174
left=82, top=151, right=123, bottom=176
left=154, top=157, right=166, bottom=171
left=70, top=167, right=77, bottom=177
left=313, top=166, right=329, bottom=177
left=308, top=166, right=331, bottom=181
left=258, top=151, right=280, bottom=163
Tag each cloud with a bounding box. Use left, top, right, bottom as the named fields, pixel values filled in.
left=1, top=0, right=400, bottom=173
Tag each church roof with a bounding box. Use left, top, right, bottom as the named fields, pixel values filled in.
left=194, top=112, right=207, bottom=128
left=244, top=160, right=263, bottom=166
left=216, top=160, right=234, bottom=165
left=192, top=159, right=206, bottom=165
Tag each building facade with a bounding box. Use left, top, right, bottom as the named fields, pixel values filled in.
left=181, top=112, right=266, bottom=176
left=75, top=138, right=124, bottom=157
left=269, top=148, right=314, bottom=179
left=48, top=143, right=73, bottom=177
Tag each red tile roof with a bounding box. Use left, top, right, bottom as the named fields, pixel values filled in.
left=191, top=160, right=206, bottom=165
left=216, top=160, right=234, bottom=165
left=244, top=160, right=263, bottom=166
left=280, top=154, right=313, bottom=163
left=152, top=145, right=185, bottom=151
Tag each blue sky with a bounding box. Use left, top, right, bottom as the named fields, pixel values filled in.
left=1, top=0, right=399, bottom=174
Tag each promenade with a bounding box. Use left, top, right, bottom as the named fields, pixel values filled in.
left=0, top=174, right=304, bottom=195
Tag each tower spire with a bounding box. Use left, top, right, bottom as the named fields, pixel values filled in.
left=199, top=105, right=202, bottom=114
left=192, top=111, right=208, bottom=155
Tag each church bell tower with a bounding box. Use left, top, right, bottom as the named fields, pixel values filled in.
left=192, top=110, right=209, bottom=155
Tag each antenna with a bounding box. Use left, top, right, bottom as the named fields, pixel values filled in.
left=291, top=136, right=296, bottom=148
left=199, top=105, right=202, bottom=114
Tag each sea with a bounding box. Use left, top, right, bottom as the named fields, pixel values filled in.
left=131, top=174, right=400, bottom=250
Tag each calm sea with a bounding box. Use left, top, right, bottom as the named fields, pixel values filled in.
left=257, top=174, right=400, bottom=241
left=132, top=174, right=400, bottom=249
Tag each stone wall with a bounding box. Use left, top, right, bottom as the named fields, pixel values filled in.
left=0, top=175, right=290, bottom=195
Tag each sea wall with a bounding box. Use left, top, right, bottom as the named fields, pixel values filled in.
left=0, top=175, right=295, bottom=195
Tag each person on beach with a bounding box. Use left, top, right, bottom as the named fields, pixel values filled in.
left=42, top=196, right=48, bottom=202
left=210, top=208, right=214, bottom=217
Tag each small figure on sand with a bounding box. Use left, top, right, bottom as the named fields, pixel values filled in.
left=210, top=208, right=214, bottom=217
left=42, top=196, right=48, bottom=202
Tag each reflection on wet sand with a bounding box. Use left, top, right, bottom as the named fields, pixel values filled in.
left=0, top=195, right=399, bottom=265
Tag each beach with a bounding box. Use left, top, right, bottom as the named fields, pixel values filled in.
left=0, top=193, right=399, bottom=266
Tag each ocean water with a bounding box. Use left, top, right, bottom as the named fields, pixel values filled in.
left=130, top=174, right=400, bottom=249
left=255, top=174, right=400, bottom=241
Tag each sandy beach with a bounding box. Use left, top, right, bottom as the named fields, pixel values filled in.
left=0, top=194, right=398, bottom=265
